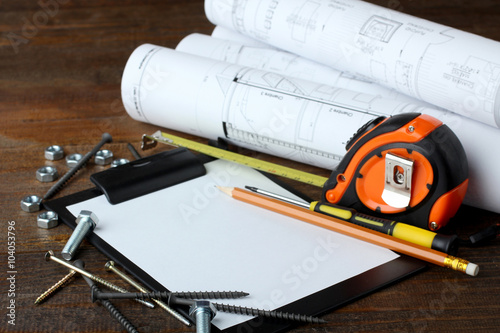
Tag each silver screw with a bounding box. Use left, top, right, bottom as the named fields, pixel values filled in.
left=44, top=251, right=155, bottom=309
left=408, top=125, right=415, bottom=133
left=105, top=261, right=191, bottom=326
left=61, top=210, right=98, bottom=260
left=189, top=301, right=216, bottom=333
left=430, top=221, right=439, bottom=230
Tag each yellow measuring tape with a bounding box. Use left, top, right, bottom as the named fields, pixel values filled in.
left=142, top=131, right=328, bottom=187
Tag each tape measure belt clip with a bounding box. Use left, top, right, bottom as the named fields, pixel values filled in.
left=322, top=113, right=468, bottom=230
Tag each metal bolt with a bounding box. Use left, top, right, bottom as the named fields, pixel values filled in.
left=111, top=158, right=129, bottom=167
left=34, top=269, right=76, bottom=304
left=45, top=145, right=64, bottom=160
left=105, top=261, right=191, bottom=326
left=408, top=125, right=415, bottom=133
left=43, top=133, right=112, bottom=201
left=20, top=195, right=42, bottom=213
left=430, top=221, right=439, bottom=230
left=189, top=301, right=217, bottom=333
left=61, top=210, right=98, bottom=260
left=44, top=251, right=155, bottom=308
left=95, top=149, right=114, bottom=165
left=37, top=211, right=59, bottom=229
left=36, top=166, right=59, bottom=182
left=66, top=153, right=83, bottom=168
left=74, top=260, right=139, bottom=333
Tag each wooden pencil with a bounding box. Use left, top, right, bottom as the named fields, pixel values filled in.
left=218, top=186, right=479, bottom=276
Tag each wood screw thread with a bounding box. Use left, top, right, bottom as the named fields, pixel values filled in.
left=44, top=251, right=154, bottom=308
left=34, top=270, right=76, bottom=304
left=172, top=291, right=249, bottom=299
left=212, top=303, right=327, bottom=324
left=74, top=260, right=138, bottom=333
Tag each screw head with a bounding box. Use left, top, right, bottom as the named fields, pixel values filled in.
left=76, top=210, right=99, bottom=228
left=104, top=261, right=115, bottom=271
left=44, top=250, right=54, bottom=261
left=37, top=211, right=59, bottom=229
left=45, top=145, right=64, bottom=160
left=189, top=300, right=217, bottom=319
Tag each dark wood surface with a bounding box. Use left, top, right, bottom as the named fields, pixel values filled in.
left=1, top=1, right=499, bottom=332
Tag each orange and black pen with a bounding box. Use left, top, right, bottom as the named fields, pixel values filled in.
left=245, top=186, right=459, bottom=254
left=218, top=186, right=478, bottom=276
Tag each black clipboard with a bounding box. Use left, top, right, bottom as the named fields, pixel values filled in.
left=44, top=148, right=426, bottom=332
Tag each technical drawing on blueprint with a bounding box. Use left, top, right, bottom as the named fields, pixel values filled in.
left=121, top=44, right=432, bottom=170
left=205, top=0, right=500, bottom=128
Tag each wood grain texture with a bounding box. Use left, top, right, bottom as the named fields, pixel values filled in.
left=0, top=1, right=499, bottom=332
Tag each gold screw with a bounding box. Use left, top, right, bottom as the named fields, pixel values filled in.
left=44, top=250, right=155, bottom=308
left=34, top=269, right=77, bottom=305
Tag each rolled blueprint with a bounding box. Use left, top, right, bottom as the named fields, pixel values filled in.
left=205, top=0, right=500, bottom=129
left=121, top=44, right=500, bottom=213
left=176, top=33, right=430, bottom=105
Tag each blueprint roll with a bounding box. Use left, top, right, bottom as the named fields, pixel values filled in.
left=121, top=44, right=437, bottom=170
left=122, top=43, right=500, bottom=213
left=205, top=0, right=500, bottom=129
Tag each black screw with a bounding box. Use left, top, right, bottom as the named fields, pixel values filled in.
left=91, top=291, right=326, bottom=324
left=90, top=290, right=248, bottom=303
left=127, top=143, right=142, bottom=160
left=74, top=260, right=138, bottom=333
left=43, top=133, right=112, bottom=200
left=211, top=302, right=327, bottom=324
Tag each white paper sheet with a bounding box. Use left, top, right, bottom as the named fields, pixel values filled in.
left=121, top=43, right=500, bottom=213
left=205, top=0, right=500, bottom=129
left=67, top=160, right=398, bottom=330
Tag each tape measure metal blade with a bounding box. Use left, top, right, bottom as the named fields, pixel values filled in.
left=144, top=131, right=327, bottom=187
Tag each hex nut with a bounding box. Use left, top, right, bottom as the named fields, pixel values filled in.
left=20, top=195, right=42, bottom=212
left=36, top=166, right=59, bottom=182
left=45, top=145, right=64, bottom=160
left=66, top=153, right=83, bottom=168
left=95, top=149, right=114, bottom=165
left=37, top=211, right=59, bottom=229
left=111, top=158, right=129, bottom=168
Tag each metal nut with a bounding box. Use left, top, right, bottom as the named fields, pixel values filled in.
left=37, top=211, right=59, bottom=229
left=45, top=145, right=64, bottom=160
left=66, top=153, right=83, bottom=168
left=95, top=149, right=113, bottom=165
left=111, top=158, right=129, bottom=168
left=36, top=166, right=59, bottom=182
left=20, top=195, right=42, bottom=212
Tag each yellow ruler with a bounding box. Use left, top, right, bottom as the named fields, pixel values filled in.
left=142, top=130, right=328, bottom=187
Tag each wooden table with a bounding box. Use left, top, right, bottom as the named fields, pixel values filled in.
left=1, top=1, right=499, bottom=332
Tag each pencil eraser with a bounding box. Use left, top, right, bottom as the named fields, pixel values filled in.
left=466, top=262, right=479, bottom=276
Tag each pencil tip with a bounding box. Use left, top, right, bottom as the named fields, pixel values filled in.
left=216, top=186, right=234, bottom=197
